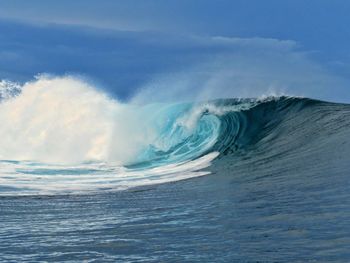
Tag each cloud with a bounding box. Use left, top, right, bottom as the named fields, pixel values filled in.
left=0, top=19, right=349, bottom=103
left=2, top=0, right=349, bottom=82
left=0, top=0, right=157, bottom=31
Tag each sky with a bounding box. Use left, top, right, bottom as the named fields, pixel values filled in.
left=0, top=0, right=350, bottom=102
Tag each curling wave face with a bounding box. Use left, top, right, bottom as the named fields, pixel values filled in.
left=0, top=76, right=242, bottom=195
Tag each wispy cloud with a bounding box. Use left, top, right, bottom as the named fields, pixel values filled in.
left=0, top=19, right=349, bottom=103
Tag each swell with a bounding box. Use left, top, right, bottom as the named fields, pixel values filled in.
left=1, top=76, right=350, bottom=195
left=209, top=96, right=350, bottom=187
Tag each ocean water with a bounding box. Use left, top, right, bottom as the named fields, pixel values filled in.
left=1, top=78, right=350, bottom=262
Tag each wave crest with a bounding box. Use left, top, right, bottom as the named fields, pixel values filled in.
left=0, top=75, right=322, bottom=195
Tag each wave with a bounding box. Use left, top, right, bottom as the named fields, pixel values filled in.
left=0, top=76, right=349, bottom=195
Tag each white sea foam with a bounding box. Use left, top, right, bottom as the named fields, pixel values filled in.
left=0, top=152, right=219, bottom=196
left=0, top=76, right=162, bottom=165
left=0, top=75, right=223, bottom=195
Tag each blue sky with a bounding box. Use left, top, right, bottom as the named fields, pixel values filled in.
left=0, top=0, right=349, bottom=102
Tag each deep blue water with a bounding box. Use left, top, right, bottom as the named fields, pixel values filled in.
left=1, top=97, right=350, bottom=262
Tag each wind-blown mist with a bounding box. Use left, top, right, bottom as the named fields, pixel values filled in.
left=132, top=37, right=349, bottom=104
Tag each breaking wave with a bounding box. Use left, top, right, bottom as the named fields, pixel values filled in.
left=0, top=76, right=348, bottom=195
